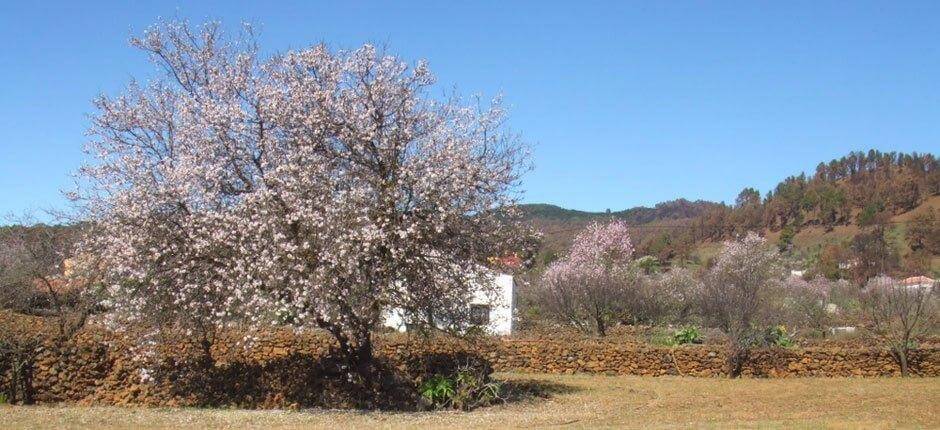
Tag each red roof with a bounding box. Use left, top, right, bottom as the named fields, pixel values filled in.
left=900, top=276, right=935, bottom=286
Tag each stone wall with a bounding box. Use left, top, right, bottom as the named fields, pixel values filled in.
left=485, top=340, right=939, bottom=377
left=2, top=312, right=938, bottom=408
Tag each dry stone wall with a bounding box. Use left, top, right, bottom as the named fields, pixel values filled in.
left=2, top=312, right=937, bottom=408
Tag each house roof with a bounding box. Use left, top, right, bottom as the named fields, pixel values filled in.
left=900, top=276, right=935, bottom=286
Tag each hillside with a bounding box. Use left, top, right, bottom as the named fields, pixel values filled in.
left=521, top=199, right=719, bottom=266
left=529, top=150, right=940, bottom=278
left=521, top=199, right=719, bottom=224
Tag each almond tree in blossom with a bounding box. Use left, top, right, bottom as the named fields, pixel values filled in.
left=539, top=220, right=635, bottom=336
left=700, top=232, right=785, bottom=376
left=73, top=20, right=530, bottom=383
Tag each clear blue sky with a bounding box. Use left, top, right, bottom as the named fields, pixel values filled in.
left=1, top=1, right=938, bottom=217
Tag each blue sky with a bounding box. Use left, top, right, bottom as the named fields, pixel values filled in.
left=1, top=1, right=938, bottom=217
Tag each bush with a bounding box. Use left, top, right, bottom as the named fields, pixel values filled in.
left=699, top=233, right=786, bottom=377
left=0, top=337, right=39, bottom=404
left=764, top=325, right=795, bottom=348
left=672, top=326, right=703, bottom=345
left=418, top=364, right=502, bottom=410
left=860, top=276, right=937, bottom=376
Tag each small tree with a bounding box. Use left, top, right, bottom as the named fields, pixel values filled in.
left=0, top=220, right=99, bottom=341
left=781, top=276, right=836, bottom=338
left=539, top=220, right=635, bottom=336
left=907, top=208, right=940, bottom=254
left=860, top=276, right=937, bottom=376
left=699, top=232, right=785, bottom=377
left=654, top=267, right=703, bottom=325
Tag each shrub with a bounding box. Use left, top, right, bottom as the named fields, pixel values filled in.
left=419, top=375, right=455, bottom=406
left=655, top=267, right=703, bottom=325
left=699, top=233, right=786, bottom=377
left=860, top=276, right=937, bottom=376
left=0, top=337, right=39, bottom=404
left=781, top=276, right=835, bottom=338
left=539, top=220, right=636, bottom=336
left=672, top=326, right=703, bottom=345
left=418, top=365, right=502, bottom=410
left=764, top=325, right=795, bottom=348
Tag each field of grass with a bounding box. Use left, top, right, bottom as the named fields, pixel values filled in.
left=2, top=373, right=938, bottom=429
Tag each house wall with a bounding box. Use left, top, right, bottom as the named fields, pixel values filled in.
left=382, top=272, right=514, bottom=335
left=474, top=273, right=513, bottom=335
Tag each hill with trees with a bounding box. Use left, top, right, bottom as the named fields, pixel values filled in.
left=520, top=199, right=720, bottom=266
left=527, top=150, right=940, bottom=278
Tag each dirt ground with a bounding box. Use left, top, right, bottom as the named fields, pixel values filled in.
left=2, top=372, right=938, bottom=429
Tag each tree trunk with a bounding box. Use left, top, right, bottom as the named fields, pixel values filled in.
left=894, top=347, right=910, bottom=377
left=199, top=335, right=215, bottom=369
left=596, top=317, right=607, bottom=337
left=348, top=336, right=376, bottom=380
left=727, top=346, right=749, bottom=378
left=344, top=334, right=381, bottom=407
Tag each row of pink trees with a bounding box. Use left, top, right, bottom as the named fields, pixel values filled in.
left=73, top=20, right=532, bottom=387
left=539, top=223, right=937, bottom=377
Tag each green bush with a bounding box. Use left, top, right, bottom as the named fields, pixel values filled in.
left=419, top=375, right=455, bottom=406
left=765, top=325, right=795, bottom=348
left=418, top=365, right=502, bottom=410
left=0, top=393, right=7, bottom=405
left=672, top=326, right=703, bottom=345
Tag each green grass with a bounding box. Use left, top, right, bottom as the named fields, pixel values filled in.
left=2, top=373, right=938, bottom=429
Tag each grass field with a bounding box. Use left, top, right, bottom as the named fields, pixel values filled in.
left=2, top=373, right=938, bottom=429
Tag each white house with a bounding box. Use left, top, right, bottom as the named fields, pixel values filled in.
left=382, top=271, right=516, bottom=336
left=900, top=276, right=936, bottom=291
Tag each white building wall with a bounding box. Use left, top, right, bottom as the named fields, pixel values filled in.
left=382, top=272, right=515, bottom=336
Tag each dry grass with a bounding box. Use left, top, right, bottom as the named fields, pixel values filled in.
left=2, top=373, right=939, bottom=429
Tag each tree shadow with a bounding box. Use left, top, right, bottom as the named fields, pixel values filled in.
left=151, top=352, right=574, bottom=411
left=497, top=377, right=580, bottom=404
left=156, top=353, right=419, bottom=411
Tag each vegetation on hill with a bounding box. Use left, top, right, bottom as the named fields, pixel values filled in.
left=520, top=199, right=719, bottom=224
left=527, top=150, right=939, bottom=278
left=521, top=199, right=719, bottom=267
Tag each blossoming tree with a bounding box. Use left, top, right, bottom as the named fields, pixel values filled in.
left=539, top=220, right=635, bottom=336
left=74, top=20, right=530, bottom=381
left=861, top=276, right=937, bottom=376
left=700, top=232, right=786, bottom=376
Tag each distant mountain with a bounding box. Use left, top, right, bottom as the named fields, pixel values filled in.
left=520, top=199, right=720, bottom=224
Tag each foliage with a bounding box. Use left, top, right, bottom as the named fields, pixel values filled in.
left=0, top=220, right=100, bottom=341
left=907, top=208, right=940, bottom=254
left=0, top=337, right=39, bottom=404
left=777, top=225, right=795, bottom=252
left=672, top=326, right=703, bottom=345
left=73, top=19, right=531, bottom=382
left=699, top=233, right=786, bottom=376
left=419, top=375, right=455, bottom=405
left=764, top=325, right=795, bottom=348
left=418, top=365, right=502, bottom=410
left=780, top=276, right=836, bottom=338
left=633, top=255, right=661, bottom=275
left=856, top=202, right=886, bottom=227
left=643, top=267, right=702, bottom=326
left=850, top=226, right=899, bottom=283
left=538, top=220, right=636, bottom=335
left=813, top=243, right=849, bottom=280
